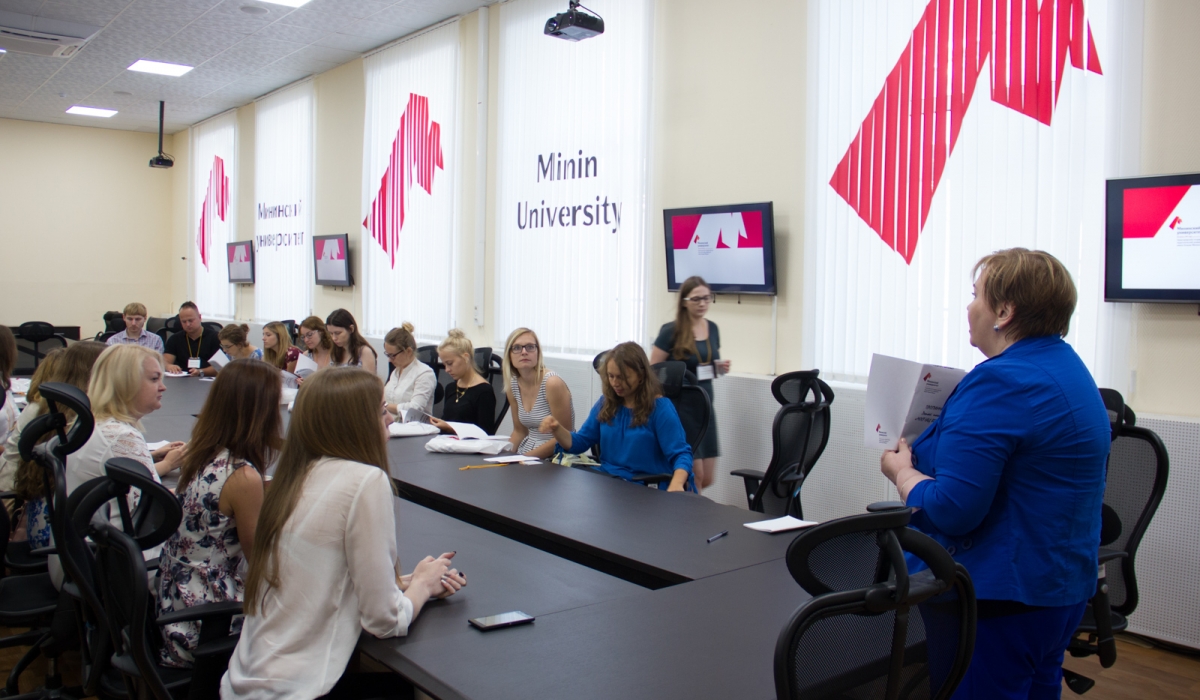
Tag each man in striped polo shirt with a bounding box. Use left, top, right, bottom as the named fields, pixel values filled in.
left=105, top=302, right=164, bottom=354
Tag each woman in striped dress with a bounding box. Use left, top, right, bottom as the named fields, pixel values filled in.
left=503, top=328, right=574, bottom=458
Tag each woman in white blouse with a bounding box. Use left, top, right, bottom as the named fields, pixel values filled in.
left=224, top=368, right=466, bottom=700
left=382, top=323, right=436, bottom=421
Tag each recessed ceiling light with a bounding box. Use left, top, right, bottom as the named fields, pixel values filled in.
left=67, top=105, right=117, bottom=118
left=241, top=5, right=269, bottom=15
left=127, top=59, right=193, bottom=77
left=259, top=0, right=312, bottom=7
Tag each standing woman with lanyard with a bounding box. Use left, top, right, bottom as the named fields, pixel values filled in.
left=650, top=276, right=729, bottom=492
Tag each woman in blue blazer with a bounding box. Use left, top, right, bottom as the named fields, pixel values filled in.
left=882, top=248, right=1110, bottom=700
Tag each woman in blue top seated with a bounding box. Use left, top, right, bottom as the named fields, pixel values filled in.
left=540, top=342, right=692, bottom=492
left=881, top=248, right=1110, bottom=700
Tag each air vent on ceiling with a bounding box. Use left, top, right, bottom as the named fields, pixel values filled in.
left=0, top=11, right=100, bottom=58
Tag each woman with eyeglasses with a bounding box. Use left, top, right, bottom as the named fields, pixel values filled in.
left=383, top=323, right=436, bottom=421
left=299, top=316, right=334, bottom=371
left=218, top=324, right=262, bottom=363
left=650, top=276, right=727, bottom=492
left=502, top=328, right=574, bottom=458
left=326, top=309, right=378, bottom=375
left=429, top=329, right=495, bottom=435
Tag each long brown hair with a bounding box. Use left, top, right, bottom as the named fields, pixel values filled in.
left=176, top=360, right=283, bottom=494
left=0, top=326, right=16, bottom=393
left=669, top=276, right=710, bottom=361
left=598, top=342, right=662, bottom=427
left=14, top=341, right=107, bottom=501
left=299, top=316, right=333, bottom=353
left=244, top=368, right=390, bottom=615
left=262, top=322, right=295, bottom=369
left=326, top=308, right=377, bottom=367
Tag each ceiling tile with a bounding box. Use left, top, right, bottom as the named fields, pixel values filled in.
left=338, top=17, right=404, bottom=41
left=251, top=20, right=324, bottom=45
left=185, top=7, right=268, bottom=36
left=0, top=0, right=45, bottom=16
left=35, top=1, right=121, bottom=27
left=363, top=3, right=441, bottom=30
left=311, top=31, right=381, bottom=53
left=278, top=7, right=355, bottom=33
left=301, top=0, right=395, bottom=19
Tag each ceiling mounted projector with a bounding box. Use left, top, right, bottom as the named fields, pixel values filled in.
left=150, top=101, right=174, bottom=169
left=544, top=1, right=604, bottom=42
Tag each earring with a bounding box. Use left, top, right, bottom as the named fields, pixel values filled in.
left=993, top=324, right=1000, bottom=332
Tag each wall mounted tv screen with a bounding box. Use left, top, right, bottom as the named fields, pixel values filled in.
left=1106, top=173, right=1200, bottom=302
left=313, top=234, right=352, bottom=287
left=227, top=241, right=254, bottom=284
left=663, top=201, right=777, bottom=295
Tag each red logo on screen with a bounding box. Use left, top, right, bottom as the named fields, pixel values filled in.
left=1170, top=216, right=1183, bottom=229
left=363, top=94, right=444, bottom=268
left=197, top=155, right=229, bottom=271
left=830, top=0, right=1102, bottom=264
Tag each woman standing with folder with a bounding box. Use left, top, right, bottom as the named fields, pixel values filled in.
left=650, top=276, right=728, bottom=492
left=880, top=248, right=1110, bottom=700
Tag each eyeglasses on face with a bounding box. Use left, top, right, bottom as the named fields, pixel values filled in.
left=385, top=349, right=408, bottom=360
left=510, top=343, right=539, bottom=355
left=302, top=331, right=319, bottom=341
left=684, top=295, right=713, bottom=304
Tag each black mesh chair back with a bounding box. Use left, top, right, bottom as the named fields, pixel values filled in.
left=102, top=312, right=127, bottom=334
left=776, top=508, right=976, bottom=700
left=652, top=361, right=710, bottom=455
left=16, top=321, right=68, bottom=371
left=145, top=317, right=169, bottom=335
left=593, top=351, right=607, bottom=374
left=280, top=319, right=299, bottom=344
left=474, top=348, right=509, bottom=431
left=1101, top=423, right=1168, bottom=616
left=771, top=369, right=834, bottom=407
left=417, top=345, right=447, bottom=415
left=201, top=321, right=224, bottom=336
left=158, top=315, right=182, bottom=345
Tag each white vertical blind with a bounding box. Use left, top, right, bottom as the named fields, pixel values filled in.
left=254, top=80, right=314, bottom=323
left=494, top=0, right=652, bottom=356
left=804, top=0, right=1139, bottom=390
left=361, top=22, right=461, bottom=341
left=190, top=111, right=237, bottom=318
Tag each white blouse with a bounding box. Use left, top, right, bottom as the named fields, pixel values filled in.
left=0, top=400, right=39, bottom=491
left=221, top=458, right=413, bottom=700
left=383, top=360, right=436, bottom=419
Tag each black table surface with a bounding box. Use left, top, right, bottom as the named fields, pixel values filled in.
left=363, top=557, right=809, bottom=700
left=385, top=436, right=795, bottom=588
left=359, top=498, right=644, bottom=695
left=156, top=375, right=212, bottom=416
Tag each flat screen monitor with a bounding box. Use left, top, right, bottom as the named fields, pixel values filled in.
left=663, top=201, right=777, bottom=295
left=313, top=234, right=352, bottom=287
left=227, top=241, right=254, bottom=284
left=1106, top=173, right=1200, bottom=302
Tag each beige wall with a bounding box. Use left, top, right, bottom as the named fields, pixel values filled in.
left=1130, top=0, right=1200, bottom=418
left=0, top=118, right=176, bottom=337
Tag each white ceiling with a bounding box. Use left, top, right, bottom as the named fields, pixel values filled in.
left=0, top=0, right=492, bottom=134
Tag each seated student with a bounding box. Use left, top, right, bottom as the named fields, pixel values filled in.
left=218, top=324, right=263, bottom=363
left=298, top=316, right=334, bottom=371
left=222, top=368, right=466, bottom=699
left=106, top=302, right=165, bottom=353
left=503, top=327, right=574, bottom=458
left=326, top=309, right=377, bottom=375
left=158, top=360, right=283, bottom=668
left=163, top=301, right=221, bottom=377
left=0, top=327, right=17, bottom=452
left=383, top=323, right=436, bottom=420
left=262, top=322, right=300, bottom=373
left=430, top=329, right=495, bottom=435
left=7, top=342, right=106, bottom=548
left=540, top=342, right=693, bottom=492
left=1, top=348, right=64, bottom=491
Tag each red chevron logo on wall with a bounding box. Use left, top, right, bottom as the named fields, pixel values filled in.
left=197, top=155, right=229, bottom=271
left=829, top=0, right=1102, bottom=264
left=363, top=93, right=444, bottom=269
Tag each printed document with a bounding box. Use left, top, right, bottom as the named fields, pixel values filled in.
left=864, top=353, right=967, bottom=450
left=293, top=353, right=319, bottom=378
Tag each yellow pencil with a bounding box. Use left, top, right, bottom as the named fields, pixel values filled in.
left=459, top=463, right=507, bottom=470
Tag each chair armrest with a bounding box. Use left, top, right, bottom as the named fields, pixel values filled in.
left=1098, top=548, right=1128, bottom=565
left=144, top=556, right=161, bottom=571
left=630, top=473, right=671, bottom=485
left=729, top=469, right=765, bottom=480
left=156, top=601, right=244, bottom=627
left=867, top=501, right=907, bottom=513
left=29, top=547, right=56, bottom=556
left=0, top=491, right=17, bottom=500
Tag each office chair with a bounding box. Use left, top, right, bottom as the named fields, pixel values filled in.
left=201, top=321, right=224, bottom=336
left=145, top=317, right=169, bottom=336
left=474, top=347, right=509, bottom=432
left=0, top=487, right=62, bottom=697
left=157, top=315, right=182, bottom=345
left=776, top=507, right=977, bottom=700
left=732, top=372, right=833, bottom=518
left=417, top=345, right=447, bottom=415
left=15, top=322, right=68, bottom=374
left=94, top=312, right=126, bottom=341
left=619, top=361, right=710, bottom=488
left=77, top=458, right=242, bottom=700
left=1063, top=389, right=1169, bottom=695
left=279, top=319, right=299, bottom=344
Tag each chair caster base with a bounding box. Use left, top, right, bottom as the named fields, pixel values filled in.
left=1063, top=669, right=1095, bottom=694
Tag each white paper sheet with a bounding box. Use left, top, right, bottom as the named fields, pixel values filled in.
left=445, top=421, right=490, bottom=440
left=165, top=371, right=189, bottom=378
left=10, top=378, right=30, bottom=395
left=281, top=370, right=300, bottom=389
left=863, top=353, right=967, bottom=450
left=145, top=440, right=172, bottom=451
left=293, top=353, right=319, bottom=378
left=743, top=516, right=819, bottom=533
left=388, top=422, right=439, bottom=438
left=483, top=455, right=541, bottom=464
left=208, top=349, right=231, bottom=369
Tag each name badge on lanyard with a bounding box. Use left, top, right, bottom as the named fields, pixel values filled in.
left=187, top=357, right=201, bottom=370
left=696, top=364, right=715, bottom=381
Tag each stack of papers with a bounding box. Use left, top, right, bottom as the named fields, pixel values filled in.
left=389, top=422, right=439, bottom=438
left=483, top=455, right=541, bottom=464
left=10, top=378, right=30, bottom=395
left=293, top=353, right=319, bottom=378
left=743, top=516, right=820, bottom=533
left=863, top=354, right=967, bottom=450
left=165, top=371, right=189, bottom=378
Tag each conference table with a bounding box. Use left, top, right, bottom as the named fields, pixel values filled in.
left=151, top=375, right=814, bottom=700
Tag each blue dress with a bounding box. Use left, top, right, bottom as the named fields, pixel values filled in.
left=905, top=335, right=1111, bottom=607
left=564, top=397, right=693, bottom=491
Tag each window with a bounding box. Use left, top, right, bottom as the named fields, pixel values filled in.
left=190, top=111, right=237, bottom=318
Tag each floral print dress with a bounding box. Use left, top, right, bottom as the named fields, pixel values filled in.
left=157, top=450, right=252, bottom=667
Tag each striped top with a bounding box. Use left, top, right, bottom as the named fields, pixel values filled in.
left=511, top=371, right=572, bottom=453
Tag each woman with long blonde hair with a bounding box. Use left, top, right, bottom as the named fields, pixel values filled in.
left=502, top=327, right=573, bottom=457
left=224, top=368, right=465, bottom=699
left=261, top=322, right=300, bottom=373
